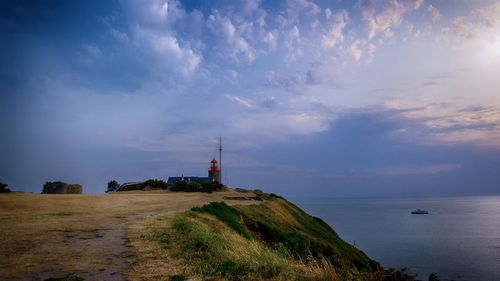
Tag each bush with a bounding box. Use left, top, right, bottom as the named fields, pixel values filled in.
left=170, top=180, right=223, bottom=193
left=0, top=181, right=11, bottom=193
left=142, top=179, right=170, bottom=190
left=185, top=182, right=203, bottom=192
left=199, top=181, right=223, bottom=193
left=171, top=180, right=188, bottom=192
left=106, top=180, right=120, bottom=193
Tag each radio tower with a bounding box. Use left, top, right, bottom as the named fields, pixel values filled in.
left=219, top=136, right=222, bottom=184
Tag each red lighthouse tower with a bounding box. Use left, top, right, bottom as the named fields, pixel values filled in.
left=208, top=158, right=221, bottom=183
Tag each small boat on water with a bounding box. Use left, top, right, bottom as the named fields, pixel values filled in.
left=411, top=209, right=429, bottom=214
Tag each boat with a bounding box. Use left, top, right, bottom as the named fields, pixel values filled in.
left=411, top=209, right=429, bottom=214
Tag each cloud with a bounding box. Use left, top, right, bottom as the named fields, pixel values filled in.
left=225, top=94, right=253, bottom=108
left=284, top=25, right=303, bottom=61
left=347, top=40, right=363, bottom=62
left=240, top=0, right=267, bottom=27
left=100, top=16, right=129, bottom=42
left=365, top=43, right=376, bottom=64
left=134, top=27, right=201, bottom=76
left=472, top=3, right=500, bottom=28
left=371, top=163, right=461, bottom=176
left=126, top=0, right=186, bottom=26
left=361, top=0, right=422, bottom=40
left=451, top=17, right=478, bottom=40
left=385, top=101, right=500, bottom=147
left=82, top=44, right=101, bottom=57
left=322, top=9, right=349, bottom=48
left=427, top=4, right=441, bottom=23
left=285, top=0, right=320, bottom=25
left=441, top=3, right=500, bottom=42
left=77, top=44, right=102, bottom=65
left=123, top=0, right=203, bottom=76
left=207, top=11, right=256, bottom=63
left=411, top=0, right=424, bottom=10
left=263, top=30, right=279, bottom=52
left=110, top=28, right=129, bottom=42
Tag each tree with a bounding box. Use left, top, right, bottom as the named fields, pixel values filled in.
left=0, top=181, right=11, bottom=193
left=106, top=180, right=120, bottom=193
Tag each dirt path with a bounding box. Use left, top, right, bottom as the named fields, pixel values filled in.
left=1, top=191, right=260, bottom=281
left=40, top=208, right=182, bottom=281
left=17, top=207, right=183, bottom=281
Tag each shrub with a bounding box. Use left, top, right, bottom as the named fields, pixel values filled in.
left=170, top=180, right=223, bottom=193
left=185, top=182, right=203, bottom=192
left=142, top=179, right=170, bottom=190
left=199, top=181, right=223, bottom=193
left=171, top=180, right=188, bottom=192
left=0, top=181, right=11, bottom=193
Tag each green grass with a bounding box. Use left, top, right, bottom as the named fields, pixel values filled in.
left=191, top=202, right=251, bottom=239
left=169, top=197, right=396, bottom=280
left=192, top=199, right=375, bottom=270
left=233, top=199, right=376, bottom=270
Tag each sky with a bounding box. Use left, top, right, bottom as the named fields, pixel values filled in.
left=1, top=0, right=500, bottom=197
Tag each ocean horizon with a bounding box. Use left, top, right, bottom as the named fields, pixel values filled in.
left=292, top=195, right=500, bottom=281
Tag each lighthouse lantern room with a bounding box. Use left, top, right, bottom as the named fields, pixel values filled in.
left=208, top=158, right=221, bottom=183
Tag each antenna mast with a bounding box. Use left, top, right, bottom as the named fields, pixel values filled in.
left=219, top=136, right=222, bottom=184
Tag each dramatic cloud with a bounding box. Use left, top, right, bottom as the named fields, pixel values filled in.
left=124, top=0, right=203, bottom=76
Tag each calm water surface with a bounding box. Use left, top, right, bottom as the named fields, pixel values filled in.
left=293, top=196, right=500, bottom=281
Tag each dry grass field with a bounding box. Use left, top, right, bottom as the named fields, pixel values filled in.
left=0, top=190, right=258, bottom=281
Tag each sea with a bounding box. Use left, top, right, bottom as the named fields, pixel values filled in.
left=292, top=196, right=500, bottom=281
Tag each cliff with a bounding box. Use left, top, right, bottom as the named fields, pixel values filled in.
left=142, top=193, right=417, bottom=281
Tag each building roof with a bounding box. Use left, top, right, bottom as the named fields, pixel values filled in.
left=167, top=176, right=214, bottom=183
left=211, top=158, right=218, bottom=163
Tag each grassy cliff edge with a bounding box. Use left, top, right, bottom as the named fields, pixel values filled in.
left=128, top=193, right=417, bottom=281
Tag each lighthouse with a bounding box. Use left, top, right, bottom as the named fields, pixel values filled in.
left=208, top=158, right=221, bottom=183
